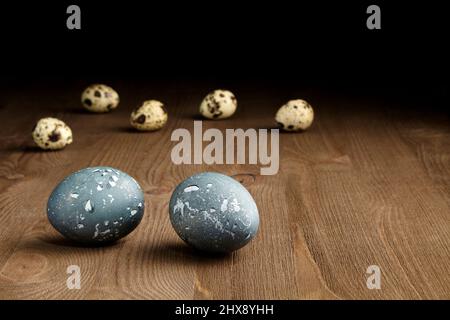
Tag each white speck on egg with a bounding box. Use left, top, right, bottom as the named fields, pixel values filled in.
left=184, top=185, right=199, bottom=192
left=174, top=198, right=185, bottom=216
left=184, top=202, right=199, bottom=214
left=230, top=198, right=241, bottom=212
left=107, top=194, right=114, bottom=203
left=93, top=223, right=100, bottom=239
left=84, top=200, right=94, bottom=213
left=221, top=199, right=228, bottom=212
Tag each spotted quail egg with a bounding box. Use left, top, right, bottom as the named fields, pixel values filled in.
left=81, top=84, right=120, bottom=113
left=275, top=99, right=314, bottom=131
left=32, top=117, right=73, bottom=150
left=130, top=100, right=168, bottom=131
left=199, top=89, right=237, bottom=119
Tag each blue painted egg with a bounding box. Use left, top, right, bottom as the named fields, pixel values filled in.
left=169, top=172, right=259, bottom=253
left=47, top=166, right=145, bottom=244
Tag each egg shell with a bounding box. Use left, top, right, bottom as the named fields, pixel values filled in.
left=32, top=117, right=73, bottom=150
left=275, top=99, right=314, bottom=131
left=130, top=100, right=168, bottom=131
left=199, top=89, right=237, bottom=119
left=81, top=84, right=120, bottom=113
left=47, top=167, right=144, bottom=244
left=169, top=172, right=259, bottom=253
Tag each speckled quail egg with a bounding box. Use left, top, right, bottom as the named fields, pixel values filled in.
left=81, top=84, right=120, bottom=113
left=130, top=100, right=168, bottom=131
left=47, top=166, right=145, bottom=244
left=199, top=89, right=237, bottom=119
left=32, top=117, right=73, bottom=150
left=169, top=172, right=259, bottom=253
left=275, top=99, right=314, bottom=131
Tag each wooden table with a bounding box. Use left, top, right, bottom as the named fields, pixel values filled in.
left=0, top=81, right=449, bottom=299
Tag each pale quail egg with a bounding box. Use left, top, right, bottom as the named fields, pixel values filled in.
left=199, top=89, right=237, bottom=119
left=275, top=99, right=314, bottom=131
left=81, top=84, right=120, bottom=113
left=32, top=117, right=73, bottom=150
left=130, top=100, right=168, bottom=131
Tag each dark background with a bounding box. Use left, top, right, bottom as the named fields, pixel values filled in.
left=0, top=1, right=448, bottom=94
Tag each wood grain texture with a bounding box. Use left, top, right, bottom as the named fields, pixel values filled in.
left=0, top=82, right=449, bottom=299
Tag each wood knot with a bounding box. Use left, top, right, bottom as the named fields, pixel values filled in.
left=0, top=252, right=48, bottom=283
left=231, top=173, right=256, bottom=187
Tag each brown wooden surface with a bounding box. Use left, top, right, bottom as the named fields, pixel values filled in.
left=0, top=82, right=449, bottom=299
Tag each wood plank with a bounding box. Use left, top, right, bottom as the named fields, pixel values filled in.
left=0, top=83, right=449, bottom=299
